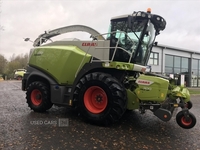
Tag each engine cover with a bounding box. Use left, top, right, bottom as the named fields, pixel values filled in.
left=135, top=75, right=169, bottom=101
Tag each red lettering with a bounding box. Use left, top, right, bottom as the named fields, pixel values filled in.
left=138, top=80, right=150, bottom=84
left=82, top=42, right=97, bottom=46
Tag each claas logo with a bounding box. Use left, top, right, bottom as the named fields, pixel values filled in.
left=136, top=79, right=153, bottom=85
left=82, top=43, right=98, bottom=46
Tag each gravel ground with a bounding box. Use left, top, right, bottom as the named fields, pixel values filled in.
left=0, top=80, right=199, bottom=150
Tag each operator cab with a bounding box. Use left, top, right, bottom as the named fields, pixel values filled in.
left=108, top=8, right=166, bottom=66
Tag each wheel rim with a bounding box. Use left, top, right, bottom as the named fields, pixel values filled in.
left=84, top=86, right=108, bottom=114
left=31, top=89, right=42, bottom=106
left=181, top=116, right=192, bottom=126
left=17, top=76, right=22, bottom=80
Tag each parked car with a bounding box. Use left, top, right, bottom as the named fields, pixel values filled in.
left=14, top=69, right=26, bottom=80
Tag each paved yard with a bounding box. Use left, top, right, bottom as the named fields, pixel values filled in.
left=0, top=81, right=199, bottom=150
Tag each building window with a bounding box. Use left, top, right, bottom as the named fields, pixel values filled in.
left=149, top=52, right=159, bottom=65
left=199, top=70, right=200, bottom=79
left=191, top=59, right=200, bottom=87
left=199, top=60, right=200, bottom=70
left=199, top=60, right=200, bottom=79
left=174, top=56, right=181, bottom=74
left=174, top=56, right=181, bottom=67
left=165, top=55, right=189, bottom=74
left=165, top=66, right=173, bottom=73
left=181, top=57, right=189, bottom=73
left=192, top=59, right=198, bottom=70
left=165, top=55, right=173, bottom=67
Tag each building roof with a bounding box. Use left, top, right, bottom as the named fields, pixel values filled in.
left=155, top=44, right=200, bottom=55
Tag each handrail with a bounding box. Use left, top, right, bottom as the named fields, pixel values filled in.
left=95, top=47, right=132, bottom=55
left=75, top=30, right=137, bottom=77
left=92, top=30, right=136, bottom=63
left=93, top=47, right=132, bottom=62
left=74, top=30, right=137, bottom=77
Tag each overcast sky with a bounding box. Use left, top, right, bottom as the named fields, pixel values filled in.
left=0, top=0, right=200, bottom=60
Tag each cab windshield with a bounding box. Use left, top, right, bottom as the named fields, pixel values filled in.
left=109, top=18, right=156, bottom=65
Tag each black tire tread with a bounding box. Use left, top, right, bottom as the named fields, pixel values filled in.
left=186, top=101, right=193, bottom=109
left=73, top=72, right=127, bottom=125
left=176, top=111, right=196, bottom=129
left=26, top=81, right=52, bottom=112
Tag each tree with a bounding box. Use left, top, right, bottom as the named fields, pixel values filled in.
left=9, top=53, right=28, bottom=69
left=0, top=54, right=7, bottom=75
left=4, top=53, right=28, bottom=79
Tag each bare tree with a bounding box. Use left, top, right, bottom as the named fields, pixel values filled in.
left=0, top=54, right=7, bottom=74
left=5, top=53, right=29, bottom=79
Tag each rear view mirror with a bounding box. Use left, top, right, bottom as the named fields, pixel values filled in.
left=24, top=38, right=30, bottom=41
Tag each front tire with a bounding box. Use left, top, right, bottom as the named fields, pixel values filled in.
left=74, top=72, right=127, bottom=125
left=26, top=81, right=53, bottom=112
left=185, top=101, right=193, bottom=109
left=176, top=111, right=196, bottom=129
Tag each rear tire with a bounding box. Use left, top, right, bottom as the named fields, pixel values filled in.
left=26, top=81, right=53, bottom=112
left=74, top=72, right=127, bottom=125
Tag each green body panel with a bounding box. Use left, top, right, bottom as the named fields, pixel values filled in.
left=29, top=46, right=91, bottom=85
left=126, top=89, right=139, bottom=110
left=135, top=75, right=169, bottom=101
left=102, top=62, right=146, bottom=72
left=102, top=62, right=134, bottom=70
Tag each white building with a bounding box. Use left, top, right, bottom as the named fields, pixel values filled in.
left=148, top=44, right=200, bottom=87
